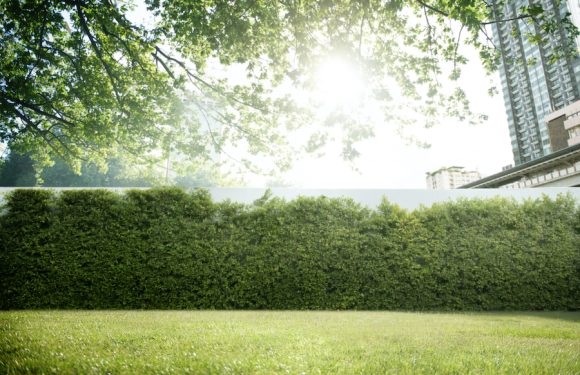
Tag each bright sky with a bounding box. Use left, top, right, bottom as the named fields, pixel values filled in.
left=129, top=3, right=514, bottom=189
left=257, top=46, right=513, bottom=189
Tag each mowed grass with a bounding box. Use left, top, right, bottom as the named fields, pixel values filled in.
left=0, top=311, right=578, bottom=374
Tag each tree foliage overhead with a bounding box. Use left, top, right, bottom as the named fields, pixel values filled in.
left=1, top=0, right=577, bottom=172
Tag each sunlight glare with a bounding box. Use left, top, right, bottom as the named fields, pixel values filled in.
left=314, top=57, right=365, bottom=109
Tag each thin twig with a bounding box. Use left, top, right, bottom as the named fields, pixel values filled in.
left=422, top=6, right=440, bottom=85
left=190, top=100, right=263, bottom=174
left=416, top=0, right=449, bottom=17
left=478, top=25, right=500, bottom=50
left=358, top=8, right=366, bottom=57
left=153, top=47, right=268, bottom=113
left=453, top=24, right=465, bottom=70
left=481, top=14, right=533, bottom=25
left=151, top=51, right=176, bottom=80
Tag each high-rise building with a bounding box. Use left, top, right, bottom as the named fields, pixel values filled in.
left=461, top=100, right=580, bottom=188
left=491, top=0, right=580, bottom=165
left=426, top=166, right=481, bottom=189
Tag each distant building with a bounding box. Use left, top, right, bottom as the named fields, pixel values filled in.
left=426, top=167, right=481, bottom=189
left=491, top=0, right=580, bottom=165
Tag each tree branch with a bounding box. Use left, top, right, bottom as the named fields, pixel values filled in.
left=190, top=100, right=263, bottom=174
left=422, top=6, right=439, bottom=85
left=478, top=25, right=500, bottom=50
left=95, top=16, right=151, bottom=75
left=358, top=8, right=366, bottom=57
left=481, top=14, right=533, bottom=25
left=3, top=99, right=69, bottom=160
left=416, top=0, right=449, bottom=17
left=212, top=109, right=275, bottom=153
left=74, top=1, right=124, bottom=107
left=151, top=50, right=176, bottom=80
left=417, top=0, right=534, bottom=25
left=453, top=24, right=464, bottom=70
left=25, top=4, right=49, bottom=81
left=153, top=47, right=268, bottom=113
left=4, top=95, right=76, bottom=128
left=102, top=0, right=141, bottom=32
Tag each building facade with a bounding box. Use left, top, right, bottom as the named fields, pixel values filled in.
left=546, top=99, right=580, bottom=148
left=460, top=142, right=580, bottom=188
left=426, top=166, right=481, bottom=189
left=491, top=0, right=580, bottom=165
left=463, top=101, right=580, bottom=188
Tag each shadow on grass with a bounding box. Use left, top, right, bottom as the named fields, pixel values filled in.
left=444, top=311, right=580, bottom=323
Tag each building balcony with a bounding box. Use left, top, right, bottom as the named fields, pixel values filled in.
left=564, top=115, right=580, bottom=130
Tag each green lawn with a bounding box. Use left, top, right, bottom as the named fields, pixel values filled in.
left=0, top=311, right=578, bottom=374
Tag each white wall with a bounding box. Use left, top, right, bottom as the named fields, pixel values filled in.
left=1, top=187, right=578, bottom=211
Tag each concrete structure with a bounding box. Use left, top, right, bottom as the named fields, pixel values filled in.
left=426, top=167, right=481, bottom=189
left=546, top=99, right=580, bottom=148
left=2, top=187, right=579, bottom=211
left=460, top=142, right=580, bottom=188
left=491, top=0, right=580, bottom=165
left=546, top=111, right=570, bottom=151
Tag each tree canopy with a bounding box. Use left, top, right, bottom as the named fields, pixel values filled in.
left=0, top=148, right=228, bottom=187
left=0, top=151, right=148, bottom=187
left=1, top=0, right=577, bottom=174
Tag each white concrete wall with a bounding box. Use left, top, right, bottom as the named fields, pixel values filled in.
left=1, top=187, right=578, bottom=211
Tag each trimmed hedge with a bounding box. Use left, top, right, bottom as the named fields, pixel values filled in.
left=0, top=188, right=578, bottom=310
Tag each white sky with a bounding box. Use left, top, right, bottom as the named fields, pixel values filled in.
left=256, top=46, right=513, bottom=188
left=128, top=3, right=514, bottom=189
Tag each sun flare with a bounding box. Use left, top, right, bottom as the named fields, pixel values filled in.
left=314, top=57, right=365, bottom=109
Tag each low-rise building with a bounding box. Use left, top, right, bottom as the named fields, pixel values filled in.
left=426, top=167, right=481, bottom=189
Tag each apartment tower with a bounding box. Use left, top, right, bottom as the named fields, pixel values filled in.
left=491, top=0, right=580, bottom=165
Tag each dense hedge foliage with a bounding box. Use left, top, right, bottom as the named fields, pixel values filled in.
left=1, top=188, right=578, bottom=310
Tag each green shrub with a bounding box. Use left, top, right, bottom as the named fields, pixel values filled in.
left=0, top=188, right=578, bottom=310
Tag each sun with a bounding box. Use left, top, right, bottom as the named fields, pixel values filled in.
left=314, top=57, right=365, bottom=109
